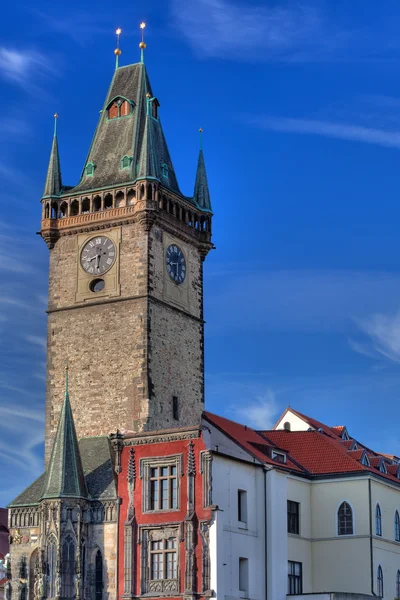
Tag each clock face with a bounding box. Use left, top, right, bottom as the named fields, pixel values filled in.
left=166, top=245, right=186, bottom=284
left=80, top=236, right=116, bottom=276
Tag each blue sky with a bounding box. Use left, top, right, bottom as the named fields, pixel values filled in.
left=2, top=0, right=400, bottom=504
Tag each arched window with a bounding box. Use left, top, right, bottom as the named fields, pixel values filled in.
left=338, top=501, right=353, bottom=535
left=47, top=536, right=57, bottom=599
left=395, top=510, right=400, bottom=542
left=59, top=202, right=68, bottom=218
left=82, top=198, right=90, bottom=214
left=93, top=195, right=101, bottom=212
left=377, top=565, right=383, bottom=597
left=376, top=504, right=382, bottom=536
left=70, top=200, right=79, bottom=216
left=61, top=534, right=75, bottom=599
left=396, top=569, right=400, bottom=599
left=284, top=421, right=291, bottom=431
left=161, top=163, right=169, bottom=180
left=95, top=549, right=103, bottom=600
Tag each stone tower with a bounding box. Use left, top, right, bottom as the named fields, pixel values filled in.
left=40, top=48, right=213, bottom=462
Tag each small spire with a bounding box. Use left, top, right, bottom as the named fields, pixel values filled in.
left=65, top=357, right=69, bottom=397
left=139, top=22, right=147, bottom=64
left=114, top=28, right=122, bottom=70
left=43, top=114, right=62, bottom=198
left=194, top=130, right=212, bottom=211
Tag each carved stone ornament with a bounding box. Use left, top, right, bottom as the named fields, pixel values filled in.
left=11, top=529, right=23, bottom=545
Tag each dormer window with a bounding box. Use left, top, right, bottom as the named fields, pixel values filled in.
left=107, top=97, right=133, bottom=120
left=361, top=452, right=370, bottom=467
left=272, top=450, right=286, bottom=464
left=121, top=155, right=132, bottom=170
left=161, top=163, right=169, bottom=181
left=380, top=461, right=387, bottom=474
left=85, top=162, right=95, bottom=177
left=149, top=97, right=160, bottom=119
left=341, top=427, right=350, bottom=441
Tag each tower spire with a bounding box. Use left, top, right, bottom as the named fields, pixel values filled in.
left=114, top=28, right=122, bottom=70
left=194, top=129, right=212, bottom=211
left=139, top=22, right=146, bottom=64
left=41, top=363, right=88, bottom=500
left=43, top=114, right=62, bottom=198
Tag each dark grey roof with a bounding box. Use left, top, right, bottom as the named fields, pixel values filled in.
left=7, top=436, right=116, bottom=507
left=43, top=131, right=62, bottom=197
left=69, top=62, right=180, bottom=195
left=194, top=149, right=212, bottom=211
left=8, top=474, right=46, bottom=507
left=41, top=389, right=88, bottom=500
left=80, top=437, right=116, bottom=500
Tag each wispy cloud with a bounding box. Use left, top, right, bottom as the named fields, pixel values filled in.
left=171, top=0, right=326, bottom=61
left=351, top=311, right=400, bottom=363
left=230, top=389, right=279, bottom=429
left=245, top=115, right=400, bottom=149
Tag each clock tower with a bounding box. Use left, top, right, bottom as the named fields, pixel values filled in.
left=40, top=40, right=213, bottom=462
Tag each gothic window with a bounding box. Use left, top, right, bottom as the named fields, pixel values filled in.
left=377, top=565, right=383, bottom=597
left=107, top=97, right=133, bottom=120
left=396, top=569, right=400, bottom=599
left=61, top=535, right=75, bottom=599
left=338, top=501, right=353, bottom=535
left=95, top=550, right=103, bottom=600
left=47, top=536, right=57, bottom=599
left=395, top=510, right=400, bottom=542
left=85, top=162, right=95, bottom=177
left=376, top=504, right=382, bottom=536
left=141, top=455, right=182, bottom=513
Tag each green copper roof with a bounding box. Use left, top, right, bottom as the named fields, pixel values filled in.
left=69, top=62, right=180, bottom=195
left=43, top=121, right=62, bottom=197
left=194, top=149, right=212, bottom=211
left=41, top=377, right=88, bottom=500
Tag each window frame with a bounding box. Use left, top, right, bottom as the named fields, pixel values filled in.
left=139, top=525, right=181, bottom=595
left=395, top=510, right=400, bottom=542
left=377, top=564, right=383, bottom=597
left=238, top=557, right=249, bottom=597
left=140, top=454, right=183, bottom=513
left=287, top=500, right=300, bottom=535
left=337, top=501, right=354, bottom=536
left=238, top=490, right=248, bottom=526
left=376, top=503, right=382, bottom=537
left=288, top=560, right=302, bottom=595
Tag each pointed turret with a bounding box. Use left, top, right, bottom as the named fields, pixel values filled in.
left=41, top=364, right=88, bottom=500
left=43, top=114, right=62, bottom=198
left=193, top=130, right=212, bottom=211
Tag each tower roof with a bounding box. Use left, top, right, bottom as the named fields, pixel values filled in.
left=41, top=369, right=88, bottom=500
left=43, top=115, right=62, bottom=198
left=194, top=148, right=212, bottom=211
left=69, top=62, right=181, bottom=195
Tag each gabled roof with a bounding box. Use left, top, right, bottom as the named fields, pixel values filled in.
left=68, top=62, right=181, bottom=196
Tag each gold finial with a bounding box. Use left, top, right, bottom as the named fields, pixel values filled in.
left=114, top=28, right=122, bottom=68
left=139, top=22, right=147, bottom=60
left=199, top=128, right=203, bottom=150
left=54, top=113, right=58, bottom=119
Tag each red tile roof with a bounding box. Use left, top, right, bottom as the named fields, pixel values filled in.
left=203, top=412, right=304, bottom=472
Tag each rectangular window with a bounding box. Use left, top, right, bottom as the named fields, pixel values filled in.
left=173, top=396, right=178, bottom=420
left=238, top=490, right=248, bottom=524
left=150, top=539, right=177, bottom=581
left=239, top=557, right=249, bottom=596
left=149, top=465, right=178, bottom=511
left=287, top=500, right=300, bottom=535
left=288, top=561, right=302, bottom=595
